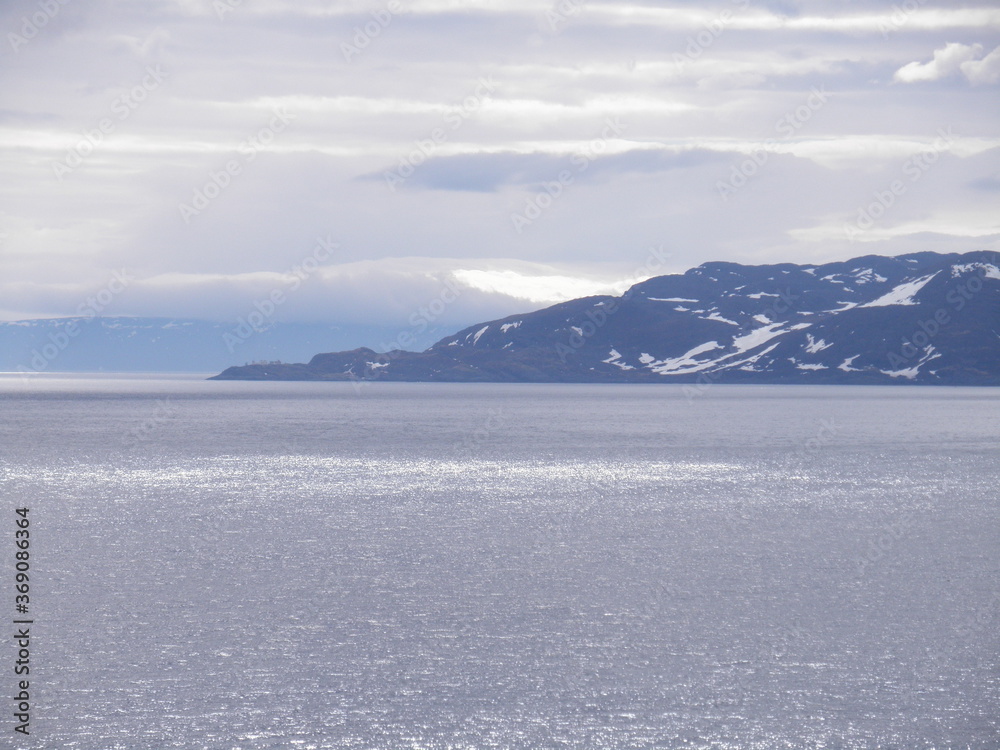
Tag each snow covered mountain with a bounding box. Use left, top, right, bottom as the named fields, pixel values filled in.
left=213, top=250, right=1000, bottom=385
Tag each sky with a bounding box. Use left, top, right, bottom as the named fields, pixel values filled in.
left=1, top=0, right=998, bottom=336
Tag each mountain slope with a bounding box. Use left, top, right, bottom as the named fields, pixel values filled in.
left=211, top=251, right=1000, bottom=385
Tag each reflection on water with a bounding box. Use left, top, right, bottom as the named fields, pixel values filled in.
left=1, top=378, right=997, bottom=748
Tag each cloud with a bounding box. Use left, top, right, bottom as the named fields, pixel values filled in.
left=452, top=268, right=642, bottom=303
left=968, top=175, right=1000, bottom=192
left=2, top=0, right=999, bottom=334
left=894, top=43, right=1000, bottom=85
left=790, top=210, right=1000, bottom=245
left=962, top=45, right=1000, bottom=85
left=0, top=257, right=651, bottom=327
left=369, top=148, right=728, bottom=192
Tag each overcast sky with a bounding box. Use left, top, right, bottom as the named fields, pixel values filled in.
left=2, top=0, right=998, bottom=332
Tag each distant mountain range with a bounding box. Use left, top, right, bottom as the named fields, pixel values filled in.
left=0, top=318, right=453, bottom=374
left=211, top=251, right=1000, bottom=385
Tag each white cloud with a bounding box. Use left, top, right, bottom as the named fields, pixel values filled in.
left=895, top=43, right=1000, bottom=85
left=0, top=257, right=649, bottom=326
left=790, top=210, right=1000, bottom=244
left=592, top=6, right=1000, bottom=34
left=163, top=1, right=1000, bottom=31
left=962, top=45, right=1000, bottom=85
left=894, top=42, right=982, bottom=83
left=451, top=268, right=638, bottom=304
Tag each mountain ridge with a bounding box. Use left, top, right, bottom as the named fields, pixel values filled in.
left=210, top=251, right=1000, bottom=385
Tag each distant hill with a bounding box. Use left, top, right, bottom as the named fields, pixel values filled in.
left=211, top=251, right=1000, bottom=385
left=0, top=318, right=453, bottom=374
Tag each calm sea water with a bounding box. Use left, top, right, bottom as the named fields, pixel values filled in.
left=1, top=374, right=997, bottom=750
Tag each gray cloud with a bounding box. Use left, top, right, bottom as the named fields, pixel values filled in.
left=362, top=148, right=729, bottom=192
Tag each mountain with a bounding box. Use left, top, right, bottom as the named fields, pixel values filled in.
left=212, top=250, right=1000, bottom=385
left=0, top=317, right=457, bottom=374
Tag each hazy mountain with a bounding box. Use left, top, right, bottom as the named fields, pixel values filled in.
left=211, top=251, right=1000, bottom=386
left=0, top=317, right=456, bottom=374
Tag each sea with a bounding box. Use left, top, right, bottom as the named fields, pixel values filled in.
left=0, top=374, right=997, bottom=750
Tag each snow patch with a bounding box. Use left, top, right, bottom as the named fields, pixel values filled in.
left=879, top=346, right=940, bottom=379
left=804, top=334, right=832, bottom=354
left=647, top=341, right=723, bottom=374
left=747, top=292, right=779, bottom=299
left=500, top=320, right=522, bottom=333
left=852, top=268, right=888, bottom=284
left=861, top=273, right=938, bottom=308
left=602, top=349, right=635, bottom=370
left=881, top=365, right=920, bottom=380
left=731, top=343, right=781, bottom=372
left=731, top=322, right=788, bottom=353
left=700, top=311, right=739, bottom=326
left=838, top=355, right=861, bottom=372
left=951, top=262, right=1000, bottom=280
left=753, top=314, right=771, bottom=324
left=649, top=297, right=698, bottom=302
left=796, top=363, right=828, bottom=371
left=471, top=325, right=489, bottom=345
